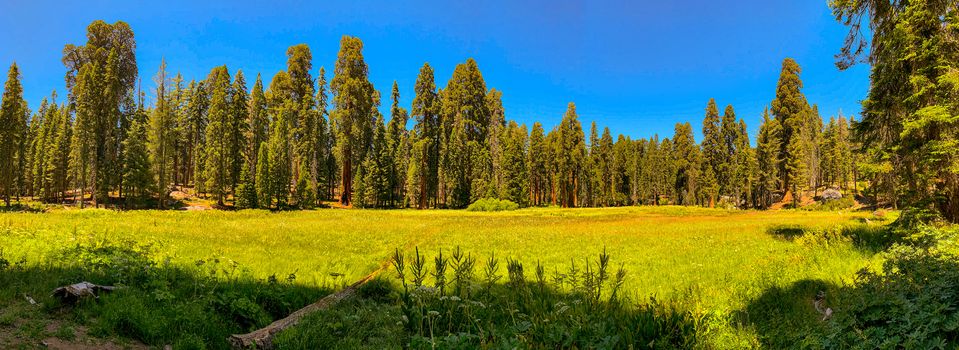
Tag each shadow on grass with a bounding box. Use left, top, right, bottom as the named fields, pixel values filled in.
left=766, top=224, right=900, bottom=254
left=732, top=279, right=841, bottom=349
left=276, top=277, right=702, bottom=350
left=0, top=243, right=332, bottom=349
left=0, top=202, right=47, bottom=213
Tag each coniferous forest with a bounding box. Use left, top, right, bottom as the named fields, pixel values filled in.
left=2, top=21, right=871, bottom=213
left=2, top=2, right=959, bottom=349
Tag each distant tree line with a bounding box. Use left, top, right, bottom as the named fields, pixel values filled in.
left=0, top=20, right=862, bottom=210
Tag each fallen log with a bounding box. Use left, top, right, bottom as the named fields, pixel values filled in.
left=228, top=269, right=382, bottom=349
left=51, top=282, right=120, bottom=304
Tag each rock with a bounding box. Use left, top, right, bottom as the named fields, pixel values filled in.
left=821, top=188, right=842, bottom=201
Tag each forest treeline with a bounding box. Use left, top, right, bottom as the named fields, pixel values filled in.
left=0, top=21, right=860, bottom=211
left=0, top=2, right=956, bottom=223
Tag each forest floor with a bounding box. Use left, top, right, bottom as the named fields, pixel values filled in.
left=0, top=205, right=893, bottom=348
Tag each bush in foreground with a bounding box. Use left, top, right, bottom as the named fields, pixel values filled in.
left=466, top=198, right=519, bottom=212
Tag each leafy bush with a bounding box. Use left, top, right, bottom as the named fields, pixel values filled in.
left=466, top=198, right=519, bottom=212
left=802, top=196, right=856, bottom=211
left=821, top=240, right=959, bottom=348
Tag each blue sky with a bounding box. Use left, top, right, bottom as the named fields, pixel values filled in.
left=0, top=0, right=869, bottom=142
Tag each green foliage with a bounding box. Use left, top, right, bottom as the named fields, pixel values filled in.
left=832, top=0, right=959, bottom=221
left=235, top=165, right=257, bottom=209
left=122, top=119, right=153, bottom=207
left=466, top=198, right=519, bottom=212
left=0, top=63, right=26, bottom=207
left=821, top=227, right=959, bottom=349
left=0, top=236, right=329, bottom=348
left=330, top=35, right=375, bottom=206
left=277, top=248, right=700, bottom=349
left=255, top=142, right=272, bottom=209
left=802, top=196, right=856, bottom=212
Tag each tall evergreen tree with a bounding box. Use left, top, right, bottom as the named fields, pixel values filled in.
left=148, top=59, right=176, bottom=208
left=203, top=66, right=232, bottom=205
left=0, top=63, right=25, bottom=207
left=268, top=107, right=294, bottom=208
left=248, top=74, right=269, bottom=178
left=63, top=21, right=138, bottom=207
left=555, top=102, right=586, bottom=207
left=410, top=63, right=440, bottom=208
left=770, top=58, right=810, bottom=197
left=123, top=119, right=152, bottom=207
left=528, top=122, right=548, bottom=207
left=255, top=142, right=272, bottom=209
left=330, top=36, right=375, bottom=206
left=499, top=121, right=528, bottom=205
left=439, top=58, right=490, bottom=208
left=833, top=0, right=959, bottom=220
left=671, top=122, right=699, bottom=205
left=700, top=99, right=723, bottom=206
left=756, top=108, right=782, bottom=208
left=229, top=70, right=249, bottom=193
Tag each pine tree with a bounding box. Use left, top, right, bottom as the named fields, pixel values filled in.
left=700, top=99, right=723, bottom=206
left=255, top=142, right=272, bottom=209
left=555, top=102, right=586, bottom=207
left=148, top=59, right=176, bottom=208
left=294, top=162, right=314, bottom=209
left=330, top=37, right=375, bottom=206
left=184, top=80, right=208, bottom=187
left=528, top=122, right=548, bottom=207
left=248, top=74, right=269, bottom=178
left=0, top=63, right=25, bottom=207
left=63, top=21, right=138, bottom=208
left=700, top=163, right=719, bottom=208
left=229, top=70, right=249, bottom=193
left=47, top=104, right=73, bottom=203
left=586, top=122, right=600, bottom=207
left=439, top=58, right=490, bottom=208
left=235, top=163, right=257, bottom=209
left=756, top=108, right=782, bottom=208
left=770, top=58, right=810, bottom=196
left=123, top=119, right=153, bottom=207
left=671, top=122, right=699, bottom=206
left=203, top=66, right=232, bottom=205
left=268, top=108, right=293, bottom=208
left=315, top=67, right=335, bottom=202
left=387, top=81, right=409, bottom=207
left=719, top=104, right=738, bottom=197
left=410, top=63, right=440, bottom=208
left=499, top=121, right=528, bottom=205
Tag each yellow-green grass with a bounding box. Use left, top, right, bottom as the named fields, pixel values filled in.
left=0, top=206, right=885, bottom=345
left=1, top=207, right=880, bottom=304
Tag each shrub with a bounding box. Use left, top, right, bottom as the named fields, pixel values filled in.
left=466, top=198, right=519, bottom=212
left=803, top=196, right=856, bottom=211
left=821, top=243, right=959, bottom=348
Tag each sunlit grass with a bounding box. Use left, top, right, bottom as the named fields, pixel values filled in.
left=0, top=206, right=888, bottom=347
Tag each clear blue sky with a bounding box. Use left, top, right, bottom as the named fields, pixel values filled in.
left=0, top=0, right=869, bottom=143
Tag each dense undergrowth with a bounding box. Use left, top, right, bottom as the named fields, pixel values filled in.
left=466, top=198, right=520, bottom=212
left=744, top=221, right=959, bottom=349
left=0, top=238, right=329, bottom=349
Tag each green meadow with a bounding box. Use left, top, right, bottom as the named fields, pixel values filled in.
left=0, top=206, right=893, bottom=348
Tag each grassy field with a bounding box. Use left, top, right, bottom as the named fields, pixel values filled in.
left=0, top=206, right=892, bottom=348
